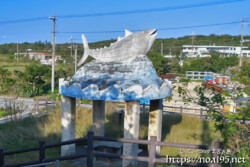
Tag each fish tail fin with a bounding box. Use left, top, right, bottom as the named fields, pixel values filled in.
left=78, top=34, right=89, bottom=66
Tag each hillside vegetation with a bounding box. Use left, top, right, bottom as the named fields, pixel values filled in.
left=0, top=34, right=249, bottom=97
left=1, top=34, right=249, bottom=56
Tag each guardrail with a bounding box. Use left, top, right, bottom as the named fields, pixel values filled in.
left=163, top=105, right=248, bottom=123
left=23, top=160, right=59, bottom=167
left=0, top=131, right=222, bottom=167
left=185, top=71, right=221, bottom=80
left=34, top=97, right=58, bottom=114
left=163, top=105, right=207, bottom=118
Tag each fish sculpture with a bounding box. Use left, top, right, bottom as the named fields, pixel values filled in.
left=78, top=29, right=157, bottom=66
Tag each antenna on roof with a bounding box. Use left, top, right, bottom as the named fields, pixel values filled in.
left=191, top=31, right=196, bottom=49
left=190, top=31, right=196, bottom=56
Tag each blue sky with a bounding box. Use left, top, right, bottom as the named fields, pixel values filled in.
left=0, top=0, right=250, bottom=44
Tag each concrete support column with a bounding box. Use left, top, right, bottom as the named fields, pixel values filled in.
left=92, top=100, right=105, bottom=136
left=61, top=95, right=76, bottom=156
left=123, top=101, right=140, bottom=167
left=148, top=99, right=163, bottom=155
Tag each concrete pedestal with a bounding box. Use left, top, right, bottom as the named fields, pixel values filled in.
left=148, top=99, right=163, bottom=155
left=61, top=95, right=76, bottom=156
left=123, top=101, right=140, bottom=167
left=92, top=100, right=105, bottom=136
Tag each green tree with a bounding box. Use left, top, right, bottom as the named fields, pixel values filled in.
left=181, top=55, right=239, bottom=73
left=0, top=68, right=15, bottom=94
left=147, top=51, right=170, bottom=75
left=15, top=64, right=51, bottom=97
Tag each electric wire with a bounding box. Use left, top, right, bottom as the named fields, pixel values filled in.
left=58, top=21, right=242, bottom=34
left=0, top=0, right=246, bottom=25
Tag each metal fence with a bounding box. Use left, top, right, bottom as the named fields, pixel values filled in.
left=185, top=71, right=221, bottom=80
left=23, top=160, right=59, bottom=167
left=0, top=131, right=222, bottom=167
left=163, top=105, right=208, bottom=118
left=34, top=97, right=58, bottom=114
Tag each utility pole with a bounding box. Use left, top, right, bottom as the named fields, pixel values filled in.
left=191, top=31, right=195, bottom=49
left=49, top=15, right=57, bottom=95
left=74, top=45, right=78, bottom=73
left=70, top=35, right=73, bottom=57
left=179, top=51, right=183, bottom=67
left=161, top=42, right=163, bottom=55
left=239, top=18, right=245, bottom=69
left=16, top=41, right=19, bottom=62
left=191, top=31, right=196, bottom=57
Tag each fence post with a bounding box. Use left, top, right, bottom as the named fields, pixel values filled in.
left=52, top=98, right=55, bottom=107
left=180, top=106, right=183, bottom=114
left=200, top=108, right=203, bottom=118
left=213, top=141, right=222, bottom=167
left=0, top=148, right=4, bottom=167
left=39, top=140, right=46, bottom=167
left=87, top=131, right=94, bottom=167
left=55, top=160, right=60, bottom=167
left=118, top=109, right=123, bottom=125
left=45, top=98, right=48, bottom=112
left=36, top=100, right=39, bottom=113
left=148, top=136, right=157, bottom=167
left=78, top=98, right=80, bottom=107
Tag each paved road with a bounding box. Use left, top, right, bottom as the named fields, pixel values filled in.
left=0, top=96, right=35, bottom=112
left=0, top=96, right=36, bottom=124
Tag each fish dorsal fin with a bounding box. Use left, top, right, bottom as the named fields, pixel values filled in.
left=117, top=36, right=122, bottom=41
left=125, top=29, right=132, bottom=37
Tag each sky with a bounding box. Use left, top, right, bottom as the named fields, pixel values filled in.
left=0, top=0, right=250, bottom=44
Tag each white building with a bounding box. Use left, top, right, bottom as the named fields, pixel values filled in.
left=15, top=52, right=62, bottom=65
left=163, top=55, right=175, bottom=58
left=183, top=45, right=250, bottom=58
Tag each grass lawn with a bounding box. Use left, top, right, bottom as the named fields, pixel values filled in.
left=0, top=62, right=31, bottom=77
left=2, top=65, right=26, bottom=73
left=0, top=54, right=37, bottom=76
left=0, top=103, right=222, bottom=166
left=0, top=108, right=14, bottom=118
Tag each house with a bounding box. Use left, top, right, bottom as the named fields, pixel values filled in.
left=34, top=52, right=62, bottom=65
left=182, top=45, right=250, bottom=58
left=14, top=52, right=62, bottom=65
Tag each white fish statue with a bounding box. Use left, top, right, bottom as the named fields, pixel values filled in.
left=78, top=29, right=157, bottom=66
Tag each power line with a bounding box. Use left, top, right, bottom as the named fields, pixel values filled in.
left=158, top=21, right=243, bottom=31
left=0, top=17, right=47, bottom=25
left=0, top=0, right=245, bottom=25
left=59, top=0, right=245, bottom=19
left=58, top=21, right=242, bottom=34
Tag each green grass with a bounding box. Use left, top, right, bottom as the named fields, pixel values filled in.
left=0, top=108, right=14, bottom=118
left=0, top=103, right=221, bottom=166
left=0, top=105, right=91, bottom=166
left=0, top=54, right=38, bottom=77
left=0, top=62, right=31, bottom=78
left=80, top=99, right=92, bottom=104
left=2, top=65, right=26, bottom=74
